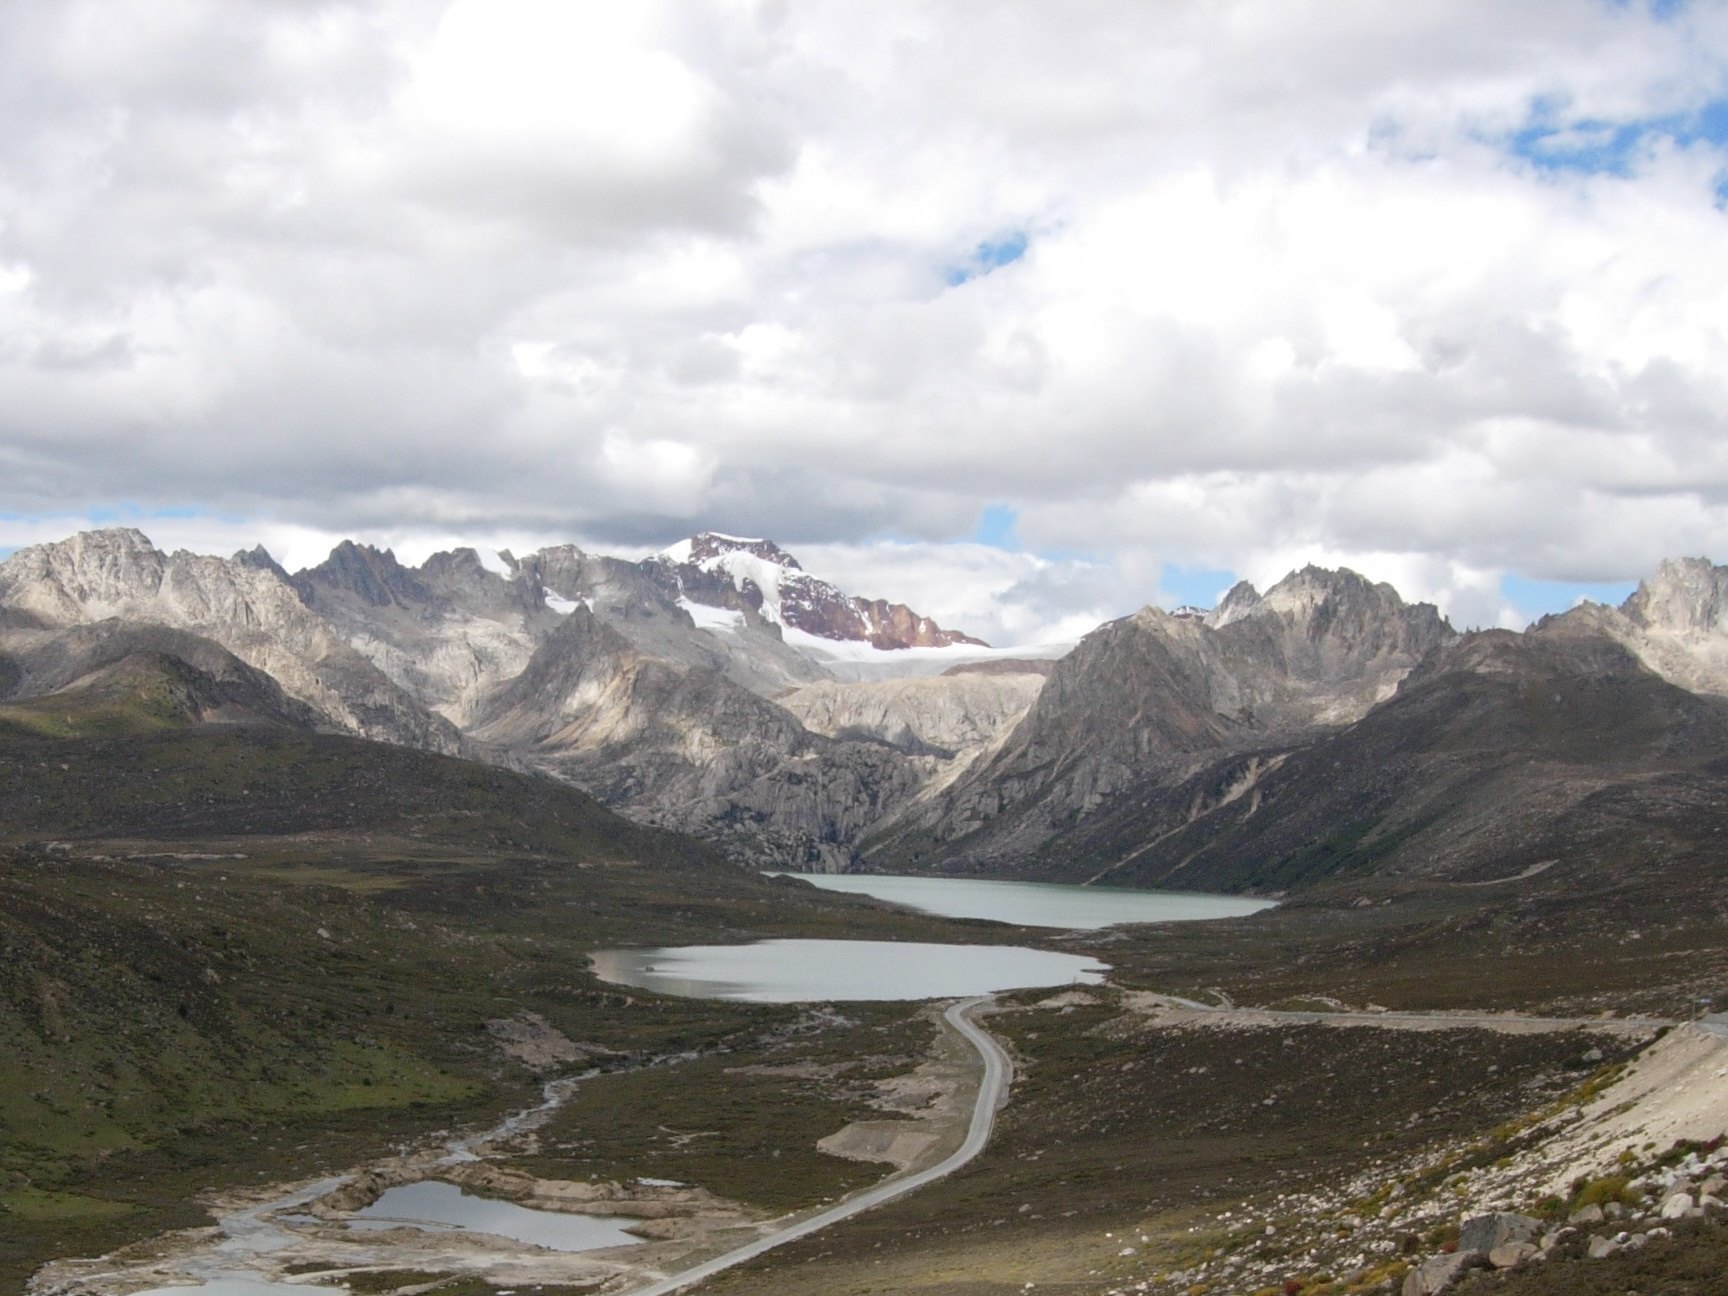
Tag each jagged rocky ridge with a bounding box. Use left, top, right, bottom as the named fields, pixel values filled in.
left=0, top=528, right=1027, bottom=868
left=11, top=528, right=1728, bottom=888
left=863, top=566, right=1455, bottom=874
left=0, top=529, right=461, bottom=753
left=870, top=556, right=1728, bottom=891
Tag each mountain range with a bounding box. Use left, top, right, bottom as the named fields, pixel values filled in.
left=6, top=526, right=1728, bottom=897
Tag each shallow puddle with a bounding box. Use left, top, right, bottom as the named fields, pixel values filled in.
left=352, top=1179, right=643, bottom=1252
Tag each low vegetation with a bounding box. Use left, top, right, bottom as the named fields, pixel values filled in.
left=0, top=695, right=983, bottom=1288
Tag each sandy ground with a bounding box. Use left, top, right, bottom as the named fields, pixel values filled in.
left=818, top=1004, right=978, bottom=1170
left=1532, top=1021, right=1728, bottom=1193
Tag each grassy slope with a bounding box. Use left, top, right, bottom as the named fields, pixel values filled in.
left=0, top=676, right=979, bottom=1288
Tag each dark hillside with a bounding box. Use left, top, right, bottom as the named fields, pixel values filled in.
left=1031, top=628, right=1728, bottom=901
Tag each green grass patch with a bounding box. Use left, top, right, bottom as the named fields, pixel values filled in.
left=507, top=1004, right=934, bottom=1211
left=0, top=1188, right=136, bottom=1222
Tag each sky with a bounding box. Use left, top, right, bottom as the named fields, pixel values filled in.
left=4, top=1, right=1728, bottom=644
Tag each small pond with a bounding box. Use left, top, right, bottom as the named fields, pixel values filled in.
left=351, top=1180, right=643, bottom=1252
left=589, top=938, right=1108, bottom=1002
left=768, top=872, right=1275, bottom=929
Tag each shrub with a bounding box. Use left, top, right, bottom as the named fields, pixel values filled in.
left=1571, top=1174, right=1633, bottom=1210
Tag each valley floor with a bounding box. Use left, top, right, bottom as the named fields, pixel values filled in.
left=25, top=942, right=1728, bottom=1296
left=8, top=813, right=1728, bottom=1296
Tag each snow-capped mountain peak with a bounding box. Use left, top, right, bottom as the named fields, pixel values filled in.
left=655, top=532, right=987, bottom=651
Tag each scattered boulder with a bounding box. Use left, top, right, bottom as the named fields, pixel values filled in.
left=1488, top=1241, right=1538, bottom=1268
left=1587, top=1235, right=1618, bottom=1259
left=1401, top=1251, right=1478, bottom=1296
left=1568, top=1203, right=1604, bottom=1225
left=1659, top=1191, right=1696, bottom=1220
left=1458, top=1211, right=1542, bottom=1255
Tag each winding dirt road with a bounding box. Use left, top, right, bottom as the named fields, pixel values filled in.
left=625, top=995, right=1011, bottom=1296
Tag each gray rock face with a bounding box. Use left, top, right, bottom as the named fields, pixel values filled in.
left=1625, top=556, right=1728, bottom=634
left=516, top=543, right=827, bottom=697
left=292, top=541, right=552, bottom=728
left=868, top=566, right=1453, bottom=871
left=0, top=529, right=459, bottom=752
left=1565, top=555, right=1728, bottom=698
left=779, top=673, right=1045, bottom=758
left=468, top=607, right=928, bottom=867
left=1659, top=1191, right=1696, bottom=1219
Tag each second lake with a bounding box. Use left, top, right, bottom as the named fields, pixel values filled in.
left=767, top=872, right=1275, bottom=930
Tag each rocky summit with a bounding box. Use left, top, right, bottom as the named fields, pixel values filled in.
left=864, top=564, right=1455, bottom=875
left=656, top=531, right=988, bottom=650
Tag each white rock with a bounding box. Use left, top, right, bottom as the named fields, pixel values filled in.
left=1488, top=1241, right=1537, bottom=1269
left=1660, top=1192, right=1696, bottom=1220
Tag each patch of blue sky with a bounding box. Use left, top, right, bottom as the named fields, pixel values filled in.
left=1501, top=573, right=1637, bottom=624
left=1159, top=563, right=1238, bottom=612
left=1607, top=0, right=1689, bottom=21
left=944, top=231, right=1029, bottom=287
left=972, top=504, right=1020, bottom=550
left=1508, top=92, right=1728, bottom=193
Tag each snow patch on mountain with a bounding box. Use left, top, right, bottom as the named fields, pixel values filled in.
left=679, top=598, right=746, bottom=632
left=706, top=551, right=798, bottom=624
left=782, top=626, right=1070, bottom=679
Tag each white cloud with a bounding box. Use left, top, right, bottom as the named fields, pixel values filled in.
left=2, top=0, right=1728, bottom=633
